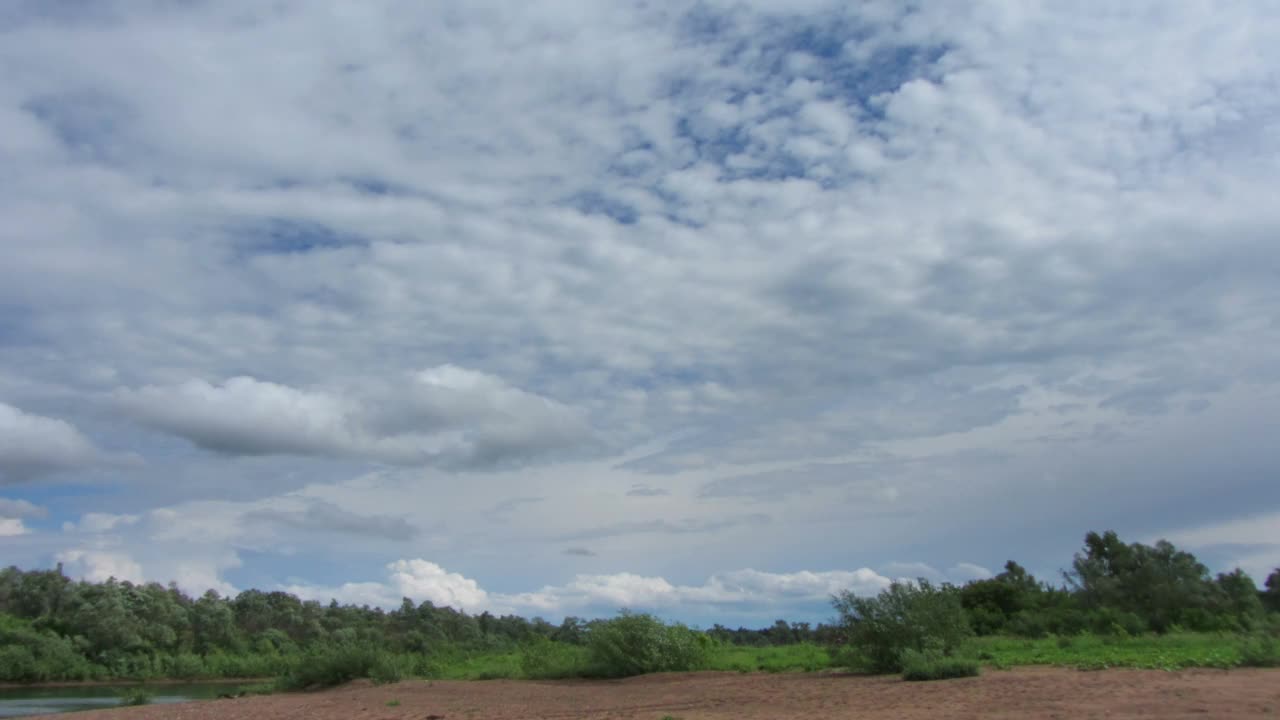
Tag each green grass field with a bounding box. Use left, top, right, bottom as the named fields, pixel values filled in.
left=972, top=632, right=1261, bottom=671
left=398, top=632, right=1262, bottom=680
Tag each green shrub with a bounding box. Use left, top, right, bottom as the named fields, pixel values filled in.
left=900, top=648, right=981, bottom=681
left=832, top=579, right=974, bottom=674
left=117, top=687, right=154, bottom=706
left=586, top=611, right=711, bottom=678
left=520, top=636, right=586, bottom=679
left=370, top=654, right=409, bottom=685
left=164, top=652, right=206, bottom=679
left=276, top=645, right=386, bottom=690
left=1238, top=634, right=1280, bottom=668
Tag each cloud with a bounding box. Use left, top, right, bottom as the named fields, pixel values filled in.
left=563, top=547, right=596, bottom=557
left=244, top=499, right=416, bottom=541
left=287, top=559, right=490, bottom=610
left=0, top=518, right=28, bottom=537
left=285, top=558, right=894, bottom=616
left=1155, top=512, right=1280, bottom=582
left=559, top=514, right=770, bottom=542
left=1, top=0, right=1279, bottom=622
left=62, top=512, right=141, bottom=534
left=0, top=497, right=47, bottom=518
left=112, top=368, right=595, bottom=469
left=0, top=402, right=109, bottom=483
left=55, top=549, right=144, bottom=584
left=947, top=563, right=994, bottom=583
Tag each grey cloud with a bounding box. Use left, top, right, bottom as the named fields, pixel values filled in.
left=491, top=496, right=544, bottom=514
left=0, top=402, right=112, bottom=483
left=559, top=514, right=770, bottom=542
left=563, top=547, right=596, bottom=557
left=112, top=370, right=596, bottom=470
left=625, top=484, right=669, bottom=497
left=1, top=0, right=1279, bottom=612
left=244, top=499, right=417, bottom=542
left=0, top=497, right=48, bottom=518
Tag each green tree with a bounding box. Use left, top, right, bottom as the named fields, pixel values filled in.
left=1066, top=531, right=1219, bottom=632
left=832, top=579, right=973, bottom=674
left=1264, top=569, right=1280, bottom=613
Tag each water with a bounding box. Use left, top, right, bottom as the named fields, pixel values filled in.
left=0, top=683, right=238, bottom=718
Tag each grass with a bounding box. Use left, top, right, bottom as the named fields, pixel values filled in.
left=704, top=643, right=831, bottom=673
left=971, top=632, right=1251, bottom=671
left=900, top=648, right=981, bottom=681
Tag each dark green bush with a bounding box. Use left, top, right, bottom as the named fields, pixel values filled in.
left=900, top=648, right=980, bottom=681
left=586, top=611, right=710, bottom=678
left=832, top=579, right=974, bottom=674
left=276, top=644, right=385, bottom=690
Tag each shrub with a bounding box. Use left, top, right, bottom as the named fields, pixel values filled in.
left=117, top=687, right=154, bottom=706
left=370, top=654, right=409, bottom=685
left=586, top=611, right=710, bottom=678
left=520, top=636, right=585, bottom=679
left=276, top=645, right=385, bottom=690
left=831, top=579, right=974, bottom=674
left=1238, top=634, right=1280, bottom=668
left=900, top=648, right=981, bottom=681
left=164, top=652, right=206, bottom=679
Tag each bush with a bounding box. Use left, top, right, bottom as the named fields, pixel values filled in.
left=276, top=645, right=386, bottom=690
left=117, top=687, right=154, bottom=706
left=1238, top=634, right=1280, bottom=668
left=586, top=611, right=711, bottom=678
left=900, top=648, right=981, bottom=681
left=370, top=654, right=409, bottom=685
left=164, top=652, right=206, bottom=679
left=832, top=579, right=974, bottom=674
left=520, top=636, right=586, bottom=679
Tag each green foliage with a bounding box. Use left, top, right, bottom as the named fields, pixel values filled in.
left=117, top=687, right=155, bottom=706
left=1064, top=531, right=1247, bottom=633
left=586, top=611, right=711, bottom=677
left=1238, top=634, right=1280, bottom=667
left=275, top=644, right=388, bottom=690
left=1264, top=569, right=1280, bottom=613
left=519, top=635, right=587, bottom=679
left=832, top=579, right=974, bottom=674
left=704, top=642, right=830, bottom=673
left=972, top=632, right=1244, bottom=670
left=900, top=648, right=980, bottom=681
left=386, top=699, right=401, bottom=707
left=0, top=530, right=1275, bottom=686
left=370, top=653, right=410, bottom=685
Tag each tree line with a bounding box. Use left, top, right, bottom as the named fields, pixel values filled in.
left=1, top=529, right=1277, bottom=682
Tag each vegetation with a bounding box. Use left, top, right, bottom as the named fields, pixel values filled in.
left=0, top=531, right=1277, bottom=686
left=585, top=611, right=710, bottom=677
left=832, top=578, right=974, bottom=674
left=116, top=687, right=154, bottom=706
left=900, top=648, right=981, bottom=681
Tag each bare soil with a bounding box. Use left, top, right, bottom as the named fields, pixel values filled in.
left=32, top=667, right=1280, bottom=720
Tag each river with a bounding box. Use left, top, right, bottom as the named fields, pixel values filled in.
left=0, top=683, right=241, bottom=718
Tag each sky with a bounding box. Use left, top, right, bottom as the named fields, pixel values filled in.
left=2, top=0, right=1280, bottom=626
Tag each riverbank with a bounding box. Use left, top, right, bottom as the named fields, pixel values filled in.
left=21, top=667, right=1280, bottom=720
left=0, top=679, right=265, bottom=690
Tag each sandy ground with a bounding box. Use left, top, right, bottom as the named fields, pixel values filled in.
left=31, top=667, right=1280, bottom=720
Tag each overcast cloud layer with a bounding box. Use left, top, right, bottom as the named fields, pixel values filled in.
left=3, top=0, right=1279, bottom=623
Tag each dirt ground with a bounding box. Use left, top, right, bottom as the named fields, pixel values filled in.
left=33, top=667, right=1280, bottom=720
